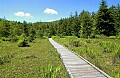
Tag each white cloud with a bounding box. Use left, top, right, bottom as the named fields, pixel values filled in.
left=44, top=8, right=58, bottom=15
left=14, top=11, right=33, bottom=18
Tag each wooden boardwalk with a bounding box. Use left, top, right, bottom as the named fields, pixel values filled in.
left=49, top=38, right=111, bottom=78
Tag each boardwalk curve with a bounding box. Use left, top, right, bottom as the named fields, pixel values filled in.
left=49, top=38, right=111, bottom=78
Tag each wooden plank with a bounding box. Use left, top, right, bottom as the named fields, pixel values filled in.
left=49, top=38, right=111, bottom=78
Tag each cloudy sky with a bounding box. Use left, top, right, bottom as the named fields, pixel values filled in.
left=0, top=0, right=120, bottom=22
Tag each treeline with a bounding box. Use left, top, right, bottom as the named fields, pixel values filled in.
left=0, top=0, right=120, bottom=40
left=44, top=0, right=120, bottom=38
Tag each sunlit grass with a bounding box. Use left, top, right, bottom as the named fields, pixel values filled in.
left=0, top=38, right=69, bottom=78
left=53, top=36, right=120, bottom=78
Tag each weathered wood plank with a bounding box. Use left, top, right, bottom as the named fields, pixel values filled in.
left=49, top=38, right=111, bottom=78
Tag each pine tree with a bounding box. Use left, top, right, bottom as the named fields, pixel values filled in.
left=116, top=4, right=120, bottom=35
left=96, top=0, right=116, bottom=36
left=79, top=10, right=93, bottom=38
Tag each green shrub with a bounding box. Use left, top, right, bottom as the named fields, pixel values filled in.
left=9, top=35, right=18, bottom=42
left=85, top=39, right=92, bottom=43
left=59, top=34, right=64, bottom=38
left=85, top=48, right=96, bottom=59
left=17, top=34, right=29, bottom=47
left=43, top=64, right=60, bottom=78
left=18, top=38, right=29, bottom=47
left=114, top=46, right=120, bottom=59
left=28, top=34, right=35, bottom=42
left=71, top=39, right=80, bottom=47
left=90, top=33, right=96, bottom=38
left=2, top=37, right=11, bottom=41
left=115, top=73, right=120, bottom=78
left=108, top=36, right=116, bottom=39
left=48, top=33, right=52, bottom=38
left=39, top=33, right=43, bottom=38
left=67, top=36, right=80, bottom=47
left=117, top=35, right=120, bottom=39
left=99, top=41, right=117, bottom=52
left=52, top=36, right=60, bottom=39
left=0, top=39, right=2, bottom=43
left=95, top=35, right=107, bottom=39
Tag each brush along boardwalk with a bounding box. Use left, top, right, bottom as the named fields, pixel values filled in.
left=49, top=38, right=111, bottom=78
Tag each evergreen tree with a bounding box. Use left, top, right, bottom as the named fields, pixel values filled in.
left=116, top=4, right=120, bottom=35
left=79, top=10, right=93, bottom=38
left=96, top=0, right=116, bottom=36
left=23, top=21, right=29, bottom=36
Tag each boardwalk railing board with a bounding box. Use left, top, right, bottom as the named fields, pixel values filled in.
left=49, top=38, right=111, bottom=78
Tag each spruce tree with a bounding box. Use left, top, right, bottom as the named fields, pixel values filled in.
left=96, top=0, right=116, bottom=36
left=79, top=10, right=93, bottom=38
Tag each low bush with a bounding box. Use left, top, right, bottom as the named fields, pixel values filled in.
left=28, top=35, right=35, bottom=42
left=2, top=37, right=11, bottom=41
left=17, top=39, right=28, bottom=47
left=0, top=39, right=2, bottom=43
left=85, top=39, right=92, bottom=43
left=95, top=35, right=107, bottom=39
left=67, top=36, right=80, bottom=47
left=17, top=34, right=29, bottom=47
left=85, top=48, right=96, bottom=59
left=108, top=36, right=117, bottom=39
left=99, top=41, right=117, bottom=53
left=48, top=33, right=52, bottom=38
left=9, top=35, right=18, bottom=42
left=115, top=73, right=120, bottom=78
left=59, top=34, right=64, bottom=38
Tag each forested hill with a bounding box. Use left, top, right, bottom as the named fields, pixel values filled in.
left=0, top=0, right=120, bottom=39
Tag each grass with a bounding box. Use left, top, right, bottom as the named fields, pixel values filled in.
left=0, top=38, right=69, bottom=78
left=53, top=36, right=120, bottom=78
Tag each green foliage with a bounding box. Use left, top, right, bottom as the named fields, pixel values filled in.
left=85, top=48, right=96, bottom=59
left=0, top=53, right=14, bottom=65
left=96, top=0, right=116, bottom=36
left=59, top=34, right=64, bottom=38
left=0, top=38, right=69, bottom=78
left=114, top=46, right=120, bottom=59
left=17, top=34, right=29, bottom=47
left=28, top=34, right=35, bottom=42
left=85, top=38, right=92, bottom=43
left=17, top=39, right=28, bottom=47
left=99, top=41, right=117, bottom=52
left=9, top=35, right=18, bottom=42
left=95, top=35, right=107, bottom=39
left=2, top=37, right=11, bottom=41
left=0, top=0, right=120, bottom=40
left=79, top=10, right=93, bottom=38
left=115, top=73, right=120, bottom=78
left=108, top=36, right=117, bottom=39
left=43, top=64, right=60, bottom=78
left=0, top=39, right=2, bottom=43
left=67, top=36, right=80, bottom=47
left=48, top=33, right=52, bottom=38
left=53, top=36, right=120, bottom=77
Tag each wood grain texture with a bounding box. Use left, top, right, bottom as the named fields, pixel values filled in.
left=49, top=38, right=111, bottom=78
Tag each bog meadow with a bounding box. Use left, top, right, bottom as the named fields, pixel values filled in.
left=0, top=0, right=120, bottom=78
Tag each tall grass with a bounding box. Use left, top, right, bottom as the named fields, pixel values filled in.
left=53, top=36, right=120, bottom=77
left=0, top=38, right=69, bottom=78
left=43, top=64, right=60, bottom=78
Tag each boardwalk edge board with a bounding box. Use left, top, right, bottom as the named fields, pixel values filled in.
left=61, top=42, right=111, bottom=78
left=49, top=38, right=112, bottom=78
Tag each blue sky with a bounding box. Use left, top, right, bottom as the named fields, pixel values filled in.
left=0, top=0, right=120, bottom=23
